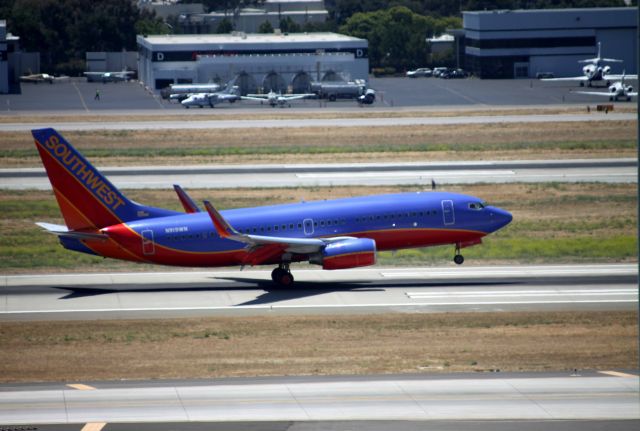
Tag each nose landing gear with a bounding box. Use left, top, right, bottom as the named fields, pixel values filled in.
left=271, top=263, right=294, bottom=287
left=453, top=244, right=464, bottom=265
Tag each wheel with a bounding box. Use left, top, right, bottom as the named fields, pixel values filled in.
left=279, top=271, right=294, bottom=287
left=271, top=267, right=284, bottom=283
left=271, top=268, right=294, bottom=286
left=454, top=254, right=464, bottom=265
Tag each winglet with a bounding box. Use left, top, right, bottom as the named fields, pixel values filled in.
left=173, top=185, right=201, bottom=213
left=203, top=200, right=238, bottom=239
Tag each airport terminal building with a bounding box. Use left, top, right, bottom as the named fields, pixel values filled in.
left=462, top=7, right=637, bottom=79
left=136, top=32, right=368, bottom=94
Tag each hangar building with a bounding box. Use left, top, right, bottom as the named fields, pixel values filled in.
left=136, top=32, right=368, bottom=94
left=462, top=7, right=637, bottom=79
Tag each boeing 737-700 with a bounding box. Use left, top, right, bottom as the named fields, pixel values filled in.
left=33, top=128, right=512, bottom=286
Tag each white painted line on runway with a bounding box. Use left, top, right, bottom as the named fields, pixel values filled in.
left=296, top=170, right=516, bottom=178
left=405, top=289, right=637, bottom=299
left=1, top=299, right=637, bottom=316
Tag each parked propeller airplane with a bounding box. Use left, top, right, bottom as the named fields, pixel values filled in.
left=32, top=128, right=512, bottom=286
left=84, top=70, right=135, bottom=83
left=19, top=73, right=68, bottom=84
left=181, top=85, right=241, bottom=108
left=541, top=42, right=635, bottom=87
left=242, top=90, right=315, bottom=107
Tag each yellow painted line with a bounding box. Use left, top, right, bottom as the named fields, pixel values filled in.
left=66, top=383, right=97, bottom=390
left=599, top=370, right=638, bottom=378
left=81, top=423, right=107, bottom=431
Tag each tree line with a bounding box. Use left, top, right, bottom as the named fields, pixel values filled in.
left=0, top=0, right=632, bottom=74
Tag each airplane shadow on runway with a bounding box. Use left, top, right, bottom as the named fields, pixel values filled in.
left=52, top=278, right=520, bottom=306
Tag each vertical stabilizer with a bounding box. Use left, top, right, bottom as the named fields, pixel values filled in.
left=32, top=128, right=176, bottom=230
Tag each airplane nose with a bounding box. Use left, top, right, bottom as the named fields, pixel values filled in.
left=489, top=207, right=513, bottom=231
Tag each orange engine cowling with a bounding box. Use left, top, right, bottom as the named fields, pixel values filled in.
left=314, top=238, right=377, bottom=270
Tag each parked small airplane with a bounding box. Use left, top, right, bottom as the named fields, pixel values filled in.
left=541, top=42, right=635, bottom=87
left=84, top=70, right=135, bottom=83
left=32, top=128, right=511, bottom=286
left=242, top=90, right=315, bottom=107
left=573, top=74, right=637, bottom=101
left=19, top=73, right=68, bottom=84
left=181, top=85, right=241, bottom=108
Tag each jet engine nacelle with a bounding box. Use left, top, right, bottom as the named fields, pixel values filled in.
left=602, top=65, right=611, bottom=74
left=311, top=238, right=377, bottom=270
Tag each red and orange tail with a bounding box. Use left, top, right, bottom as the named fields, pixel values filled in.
left=32, top=128, right=176, bottom=230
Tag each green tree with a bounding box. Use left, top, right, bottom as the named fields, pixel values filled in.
left=279, top=16, right=301, bottom=33
left=215, top=17, right=234, bottom=33
left=135, top=9, right=171, bottom=36
left=340, top=6, right=461, bottom=70
left=257, top=20, right=274, bottom=33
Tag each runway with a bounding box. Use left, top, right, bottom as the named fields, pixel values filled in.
left=0, top=371, right=638, bottom=426
left=1, top=264, right=636, bottom=321
left=1, top=158, right=635, bottom=189
left=0, top=111, right=634, bottom=132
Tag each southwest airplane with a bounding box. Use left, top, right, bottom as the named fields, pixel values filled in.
left=33, top=128, right=512, bottom=286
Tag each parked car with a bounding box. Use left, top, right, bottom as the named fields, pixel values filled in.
left=441, top=68, right=468, bottom=79
left=432, top=67, right=449, bottom=77
left=406, top=68, right=432, bottom=78
left=536, top=72, right=555, bottom=79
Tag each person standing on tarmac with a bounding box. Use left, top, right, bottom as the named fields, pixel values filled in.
left=94, top=89, right=100, bottom=101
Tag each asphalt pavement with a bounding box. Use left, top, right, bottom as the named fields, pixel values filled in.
left=0, top=76, right=633, bottom=113
left=1, top=264, right=636, bottom=321
left=0, top=371, right=638, bottom=425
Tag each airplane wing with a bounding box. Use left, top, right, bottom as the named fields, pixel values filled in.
left=600, top=58, right=624, bottom=63
left=541, top=76, right=588, bottom=82
left=572, top=91, right=614, bottom=97
left=242, top=95, right=268, bottom=101
left=203, top=201, right=356, bottom=257
left=604, top=74, right=638, bottom=80
left=173, top=185, right=201, bottom=213
left=217, top=93, right=240, bottom=102
left=281, top=94, right=314, bottom=101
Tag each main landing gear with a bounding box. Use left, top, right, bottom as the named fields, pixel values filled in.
left=271, top=263, right=294, bottom=287
left=453, top=244, right=464, bottom=265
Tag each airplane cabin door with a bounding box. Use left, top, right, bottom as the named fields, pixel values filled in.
left=303, top=218, right=314, bottom=236
left=441, top=200, right=455, bottom=225
left=141, top=229, right=155, bottom=255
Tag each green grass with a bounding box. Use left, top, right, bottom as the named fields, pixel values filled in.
left=0, top=184, right=636, bottom=272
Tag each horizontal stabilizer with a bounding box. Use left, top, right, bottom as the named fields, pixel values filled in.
left=36, top=222, right=107, bottom=240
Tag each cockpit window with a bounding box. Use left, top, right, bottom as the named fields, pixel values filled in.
left=469, top=202, right=486, bottom=210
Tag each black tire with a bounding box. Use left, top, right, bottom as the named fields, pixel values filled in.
left=271, top=268, right=283, bottom=283
left=454, top=255, right=464, bottom=265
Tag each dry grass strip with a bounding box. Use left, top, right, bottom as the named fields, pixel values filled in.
left=1, top=120, right=634, bottom=168
left=0, top=311, right=636, bottom=383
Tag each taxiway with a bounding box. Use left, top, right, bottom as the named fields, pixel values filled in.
left=0, top=158, right=635, bottom=189
left=0, top=371, right=638, bottom=425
